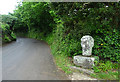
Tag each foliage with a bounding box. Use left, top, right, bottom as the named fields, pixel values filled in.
left=0, top=14, right=17, bottom=31
left=0, top=15, right=17, bottom=24
left=1, top=23, right=16, bottom=43
left=93, top=28, right=120, bottom=61
left=13, top=2, right=120, bottom=61
left=49, top=2, right=120, bottom=62
left=43, top=32, right=73, bottom=74
left=92, top=60, right=119, bottom=80
left=13, top=2, right=54, bottom=37
left=54, top=52, right=73, bottom=74
left=0, top=14, right=17, bottom=43
left=91, top=70, right=119, bottom=80
left=93, top=61, right=118, bottom=73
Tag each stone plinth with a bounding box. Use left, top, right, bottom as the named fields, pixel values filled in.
left=73, top=55, right=96, bottom=68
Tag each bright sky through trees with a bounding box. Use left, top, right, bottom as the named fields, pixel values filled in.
left=0, top=0, right=20, bottom=15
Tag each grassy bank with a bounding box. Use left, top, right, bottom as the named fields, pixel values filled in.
left=44, top=33, right=73, bottom=74
left=91, top=60, right=119, bottom=80
left=91, top=70, right=119, bottom=80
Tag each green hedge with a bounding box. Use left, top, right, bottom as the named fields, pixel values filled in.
left=1, top=23, right=16, bottom=43
left=93, top=28, right=120, bottom=62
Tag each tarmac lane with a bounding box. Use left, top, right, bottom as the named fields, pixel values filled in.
left=2, top=38, right=68, bottom=80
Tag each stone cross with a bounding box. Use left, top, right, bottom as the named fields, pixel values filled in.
left=73, top=35, right=97, bottom=68
left=81, top=35, right=94, bottom=56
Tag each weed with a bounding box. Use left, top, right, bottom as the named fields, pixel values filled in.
left=90, top=70, right=119, bottom=80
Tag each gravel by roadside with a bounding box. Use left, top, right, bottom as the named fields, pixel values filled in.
left=68, top=72, right=97, bottom=80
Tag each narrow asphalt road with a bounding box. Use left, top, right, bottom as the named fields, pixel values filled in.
left=2, top=38, right=68, bottom=80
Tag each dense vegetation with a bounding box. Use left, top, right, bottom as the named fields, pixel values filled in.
left=13, top=2, right=54, bottom=38
left=13, top=2, right=120, bottom=61
left=2, top=2, right=120, bottom=80
left=0, top=15, right=16, bottom=43
left=49, top=3, right=120, bottom=62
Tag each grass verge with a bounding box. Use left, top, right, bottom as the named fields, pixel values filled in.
left=44, top=33, right=73, bottom=74
left=91, top=60, right=119, bottom=80
left=90, top=70, right=119, bottom=80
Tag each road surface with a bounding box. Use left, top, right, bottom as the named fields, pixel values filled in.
left=2, top=38, right=68, bottom=80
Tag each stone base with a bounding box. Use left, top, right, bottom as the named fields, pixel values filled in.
left=73, top=55, right=97, bottom=68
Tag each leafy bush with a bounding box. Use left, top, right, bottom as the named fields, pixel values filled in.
left=1, top=23, right=16, bottom=43
left=93, top=28, right=120, bottom=62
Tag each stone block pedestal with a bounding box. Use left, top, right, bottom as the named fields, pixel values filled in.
left=73, top=55, right=97, bottom=68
